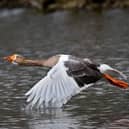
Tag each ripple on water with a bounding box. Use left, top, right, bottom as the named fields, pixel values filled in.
left=0, top=9, right=129, bottom=129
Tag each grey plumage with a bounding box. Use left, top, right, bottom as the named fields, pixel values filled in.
left=64, top=56, right=102, bottom=87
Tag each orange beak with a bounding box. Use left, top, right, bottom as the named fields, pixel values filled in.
left=3, top=54, right=16, bottom=63
left=103, top=73, right=128, bottom=89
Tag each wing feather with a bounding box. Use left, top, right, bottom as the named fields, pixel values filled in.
left=25, top=59, right=81, bottom=108
left=25, top=55, right=95, bottom=108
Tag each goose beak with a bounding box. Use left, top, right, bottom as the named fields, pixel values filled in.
left=3, top=54, right=16, bottom=63
left=3, top=56, right=12, bottom=62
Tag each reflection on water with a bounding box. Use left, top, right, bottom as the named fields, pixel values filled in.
left=0, top=9, right=129, bottom=129
left=25, top=108, right=80, bottom=129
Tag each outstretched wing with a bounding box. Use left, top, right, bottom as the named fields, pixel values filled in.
left=25, top=58, right=89, bottom=108
left=25, top=55, right=97, bottom=108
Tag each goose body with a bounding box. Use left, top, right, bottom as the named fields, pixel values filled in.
left=3, top=54, right=128, bottom=108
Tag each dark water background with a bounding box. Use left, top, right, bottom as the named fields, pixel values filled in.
left=0, top=9, right=129, bottom=129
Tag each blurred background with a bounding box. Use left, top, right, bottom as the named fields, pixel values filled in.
left=1, top=0, right=129, bottom=12
left=0, top=0, right=129, bottom=129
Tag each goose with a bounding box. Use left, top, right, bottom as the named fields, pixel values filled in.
left=3, top=54, right=128, bottom=108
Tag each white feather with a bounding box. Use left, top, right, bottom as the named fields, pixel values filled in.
left=25, top=55, right=93, bottom=108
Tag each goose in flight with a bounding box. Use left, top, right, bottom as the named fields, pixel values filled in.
left=3, top=54, right=128, bottom=108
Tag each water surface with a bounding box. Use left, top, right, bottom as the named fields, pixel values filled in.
left=0, top=9, right=129, bottom=129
